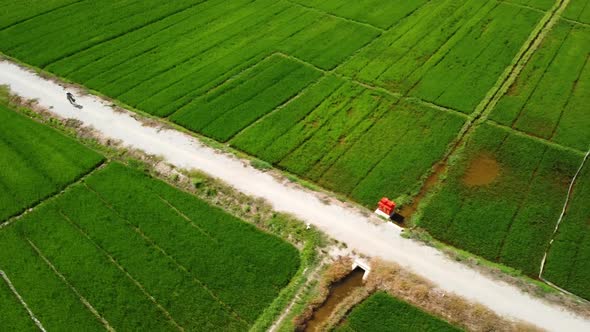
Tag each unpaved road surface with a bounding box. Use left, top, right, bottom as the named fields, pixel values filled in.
left=1, top=60, right=589, bottom=331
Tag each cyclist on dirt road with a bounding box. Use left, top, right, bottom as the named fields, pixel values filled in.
left=66, top=92, right=76, bottom=105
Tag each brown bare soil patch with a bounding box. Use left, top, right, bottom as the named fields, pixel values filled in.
left=463, top=153, right=500, bottom=187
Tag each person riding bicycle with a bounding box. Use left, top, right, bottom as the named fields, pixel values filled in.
left=66, top=92, right=76, bottom=105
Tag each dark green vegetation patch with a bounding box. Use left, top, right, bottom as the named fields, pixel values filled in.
left=336, top=292, right=460, bottom=332
left=0, top=163, right=300, bottom=331
left=0, top=106, right=103, bottom=222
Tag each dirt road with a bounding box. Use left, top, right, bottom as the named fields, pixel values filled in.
left=1, top=60, right=588, bottom=331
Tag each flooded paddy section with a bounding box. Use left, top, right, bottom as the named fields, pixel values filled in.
left=304, top=268, right=365, bottom=332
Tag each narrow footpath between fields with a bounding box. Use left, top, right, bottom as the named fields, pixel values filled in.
left=1, top=60, right=589, bottom=331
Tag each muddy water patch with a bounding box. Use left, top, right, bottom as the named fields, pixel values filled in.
left=462, top=153, right=500, bottom=186
left=305, top=268, right=365, bottom=332
left=399, top=162, right=447, bottom=219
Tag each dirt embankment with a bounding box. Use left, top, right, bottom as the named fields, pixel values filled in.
left=310, top=259, right=543, bottom=332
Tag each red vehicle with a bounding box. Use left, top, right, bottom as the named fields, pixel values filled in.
left=375, top=197, right=396, bottom=219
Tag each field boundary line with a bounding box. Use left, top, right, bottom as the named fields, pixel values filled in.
left=486, top=120, right=585, bottom=155
left=538, top=148, right=590, bottom=279
left=155, top=194, right=218, bottom=243
left=328, top=0, right=436, bottom=82
left=282, top=45, right=405, bottom=98
left=0, top=160, right=107, bottom=231
left=550, top=54, right=590, bottom=140
left=56, top=211, right=185, bottom=331
left=500, top=0, right=546, bottom=14
left=561, top=17, right=590, bottom=28
left=0, top=0, right=85, bottom=32
left=412, top=98, right=469, bottom=118
left=80, top=185, right=247, bottom=325
left=283, top=0, right=385, bottom=32
left=276, top=52, right=327, bottom=74
left=25, top=238, right=116, bottom=332
left=0, top=270, right=47, bottom=332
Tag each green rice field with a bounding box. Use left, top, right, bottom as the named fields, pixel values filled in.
left=1, top=0, right=590, bottom=303
left=0, top=105, right=300, bottom=331
left=420, top=123, right=582, bottom=277
left=335, top=292, right=460, bottom=332
left=0, top=105, right=103, bottom=223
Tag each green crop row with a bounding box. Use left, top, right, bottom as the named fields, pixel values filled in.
left=275, top=15, right=380, bottom=70
left=0, top=105, right=103, bottom=222
left=339, top=1, right=543, bottom=113
left=420, top=123, right=582, bottom=277
left=408, top=2, right=542, bottom=113
left=231, top=74, right=345, bottom=158
left=335, top=292, right=460, bottom=332
left=563, top=0, right=590, bottom=24
left=338, top=0, right=492, bottom=93
left=171, top=55, right=322, bottom=141
left=543, top=159, right=590, bottom=300
left=46, top=0, right=254, bottom=78
left=2, top=0, right=205, bottom=68
left=86, top=0, right=296, bottom=98
left=0, top=163, right=300, bottom=330
left=490, top=22, right=590, bottom=151
left=0, top=0, right=78, bottom=30
left=290, top=0, right=428, bottom=29
left=0, top=274, right=38, bottom=332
